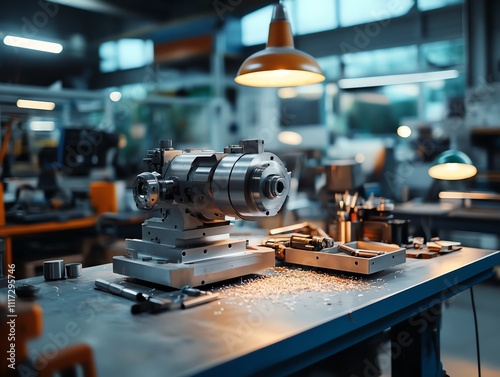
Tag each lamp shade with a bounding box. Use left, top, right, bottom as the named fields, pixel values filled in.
left=428, top=150, right=477, bottom=180
left=235, top=3, right=325, bottom=87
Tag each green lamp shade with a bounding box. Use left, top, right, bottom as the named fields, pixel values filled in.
left=428, top=150, right=477, bottom=180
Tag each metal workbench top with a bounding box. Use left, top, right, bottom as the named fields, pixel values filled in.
left=8, top=247, right=500, bottom=377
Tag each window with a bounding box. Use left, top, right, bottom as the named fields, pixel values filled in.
left=99, top=39, right=154, bottom=73
left=343, top=46, right=419, bottom=78
left=339, top=0, right=414, bottom=27
left=316, top=55, right=341, bottom=79
left=421, top=75, right=465, bottom=121
left=292, top=0, right=337, bottom=35
left=239, top=0, right=466, bottom=137
left=341, top=85, right=418, bottom=135
left=241, top=0, right=337, bottom=46
left=241, top=5, right=274, bottom=46
left=420, top=39, right=464, bottom=69
left=418, top=0, right=463, bottom=11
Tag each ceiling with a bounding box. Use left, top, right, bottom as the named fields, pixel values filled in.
left=0, top=0, right=274, bottom=88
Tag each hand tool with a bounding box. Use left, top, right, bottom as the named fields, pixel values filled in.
left=94, top=278, right=147, bottom=301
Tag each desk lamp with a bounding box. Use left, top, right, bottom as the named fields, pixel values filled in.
left=235, top=2, right=325, bottom=87
left=428, top=150, right=477, bottom=180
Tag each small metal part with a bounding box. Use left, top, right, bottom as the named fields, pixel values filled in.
left=43, top=260, right=65, bottom=281
left=241, top=139, right=264, bottom=154
left=159, top=139, right=173, bottom=149
left=65, top=263, right=82, bottom=279
left=15, top=283, right=40, bottom=299
left=132, top=297, right=173, bottom=314
left=224, top=144, right=243, bottom=154
left=180, top=286, right=204, bottom=297
left=181, top=292, right=219, bottom=309
left=133, top=172, right=161, bottom=210
left=338, top=243, right=357, bottom=255
left=265, top=175, right=287, bottom=199
left=94, top=278, right=146, bottom=301
left=338, top=244, right=385, bottom=258
left=274, top=244, right=286, bottom=261
left=355, top=251, right=380, bottom=258
left=290, top=235, right=334, bottom=251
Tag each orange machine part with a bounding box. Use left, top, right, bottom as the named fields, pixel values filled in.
left=89, top=181, right=118, bottom=214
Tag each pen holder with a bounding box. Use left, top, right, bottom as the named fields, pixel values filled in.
left=331, top=220, right=362, bottom=244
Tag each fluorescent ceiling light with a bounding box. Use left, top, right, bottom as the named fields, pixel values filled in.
left=30, top=121, right=55, bottom=131
left=3, top=35, right=63, bottom=54
left=17, top=99, right=56, bottom=111
left=338, top=70, right=459, bottom=89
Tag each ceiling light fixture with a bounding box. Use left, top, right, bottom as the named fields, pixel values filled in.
left=29, top=121, right=56, bottom=131
left=338, top=70, right=459, bottom=89
left=17, top=99, right=56, bottom=111
left=235, top=3, right=325, bottom=87
left=3, top=35, right=63, bottom=54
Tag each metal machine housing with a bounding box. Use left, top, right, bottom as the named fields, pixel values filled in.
left=113, top=139, right=290, bottom=288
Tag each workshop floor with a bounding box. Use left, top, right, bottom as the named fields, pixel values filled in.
left=439, top=276, right=500, bottom=377
left=378, top=275, right=500, bottom=377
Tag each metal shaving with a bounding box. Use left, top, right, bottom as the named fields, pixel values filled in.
left=214, top=266, right=387, bottom=312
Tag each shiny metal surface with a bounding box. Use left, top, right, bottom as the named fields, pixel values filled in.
left=133, top=172, right=162, bottom=210
left=65, top=263, right=82, bottom=279
left=222, top=152, right=289, bottom=219
left=132, top=139, right=290, bottom=219
left=114, top=246, right=275, bottom=288
left=43, top=260, right=65, bottom=280
left=284, top=241, right=406, bottom=275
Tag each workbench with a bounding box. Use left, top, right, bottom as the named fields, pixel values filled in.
left=393, top=200, right=500, bottom=242
left=6, top=247, right=500, bottom=377
left=0, top=212, right=147, bottom=278
left=0, top=217, right=100, bottom=277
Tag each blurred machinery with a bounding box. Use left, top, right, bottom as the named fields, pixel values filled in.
left=113, top=139, right=290, bottom=288
left=314, top=160, right=409, bottom=247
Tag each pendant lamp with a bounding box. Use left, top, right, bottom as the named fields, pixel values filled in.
left=235, top=3, right=325, bottom=87
left=428, top=150, right=477, bottom=180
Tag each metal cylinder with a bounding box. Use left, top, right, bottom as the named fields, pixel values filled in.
left=65, top=263, right=82, bottom=279
left=133, top=172, right=161, bottom=210
left=132, top=140, right=290, bottom=220
left=212, top=152, right=290, bottom=219
left=43, top=260, right=65, bottom=281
